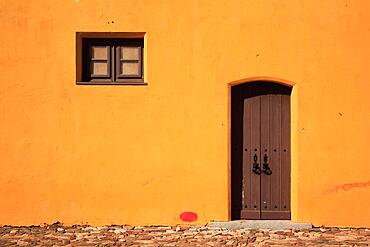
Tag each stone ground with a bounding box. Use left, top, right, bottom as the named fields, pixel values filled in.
left=0, top=223, right=369, bottom=246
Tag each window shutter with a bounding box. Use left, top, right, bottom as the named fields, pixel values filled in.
left=90, top=46, right=111, bottom=78
left=116, top=46, right=142, bottom=78
left=80, top=37, right=145, bottom=84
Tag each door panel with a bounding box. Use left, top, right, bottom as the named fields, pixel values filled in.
left=281, top=94, right=291, bottom=212
left=260, top=95, right=271, bottom=212
left=260, top=94, right=291, bottom=219
left=241, top=96, right=261, bottom=219
left=267, top=95, right=282, bottom=218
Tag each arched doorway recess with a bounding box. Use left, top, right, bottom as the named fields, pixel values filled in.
left=231, top=81, right=292, bottom=220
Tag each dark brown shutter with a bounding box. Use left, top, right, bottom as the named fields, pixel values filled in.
left=116, top=44, right=142, bottom=80
left=90, top=46, right=111, bottom=79
left=81, top=38, right=144, bottom=83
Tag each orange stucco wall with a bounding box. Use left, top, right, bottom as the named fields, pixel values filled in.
left=0, top=0, right=369, bottom=227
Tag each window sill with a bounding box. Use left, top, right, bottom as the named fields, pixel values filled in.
left=76, top=81, right=148, bottom=86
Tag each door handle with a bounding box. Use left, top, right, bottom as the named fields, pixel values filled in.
left=252, top=153, right=262, bottom=175
left=262, top=153, right=272, bottom=175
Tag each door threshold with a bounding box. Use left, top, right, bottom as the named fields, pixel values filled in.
left=207, top=220, right=312, bottom=230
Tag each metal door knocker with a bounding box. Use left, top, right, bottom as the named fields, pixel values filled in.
left=262, top=153, right=272, bottom=175
left=252, top=153, right=262, bottom=175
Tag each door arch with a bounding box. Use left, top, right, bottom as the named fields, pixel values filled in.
left=231, top=81, right=292, bottom=220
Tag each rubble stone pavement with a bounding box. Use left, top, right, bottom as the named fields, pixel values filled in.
left=0, top=224, right=369, bottom=246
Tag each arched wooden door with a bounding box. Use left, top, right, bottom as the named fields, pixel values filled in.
left=231, top=81, right=292, bottom=220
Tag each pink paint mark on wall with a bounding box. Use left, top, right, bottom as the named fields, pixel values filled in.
left=180, top=212, right=198, bottom=222
left=324, top=180, right=370, bottom=195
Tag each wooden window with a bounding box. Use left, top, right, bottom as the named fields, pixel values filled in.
left=81, top=38, right=144, bottom=84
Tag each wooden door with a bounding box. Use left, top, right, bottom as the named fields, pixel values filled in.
left=259, top=93, right=291, bottom=219
left=231, top=82, right=291, bottom=220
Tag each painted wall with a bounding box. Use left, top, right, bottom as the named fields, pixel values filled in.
left=0, top=0, right=369, bottom=227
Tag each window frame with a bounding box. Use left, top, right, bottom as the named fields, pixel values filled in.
left=79, top=37, right=145, bottom=85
